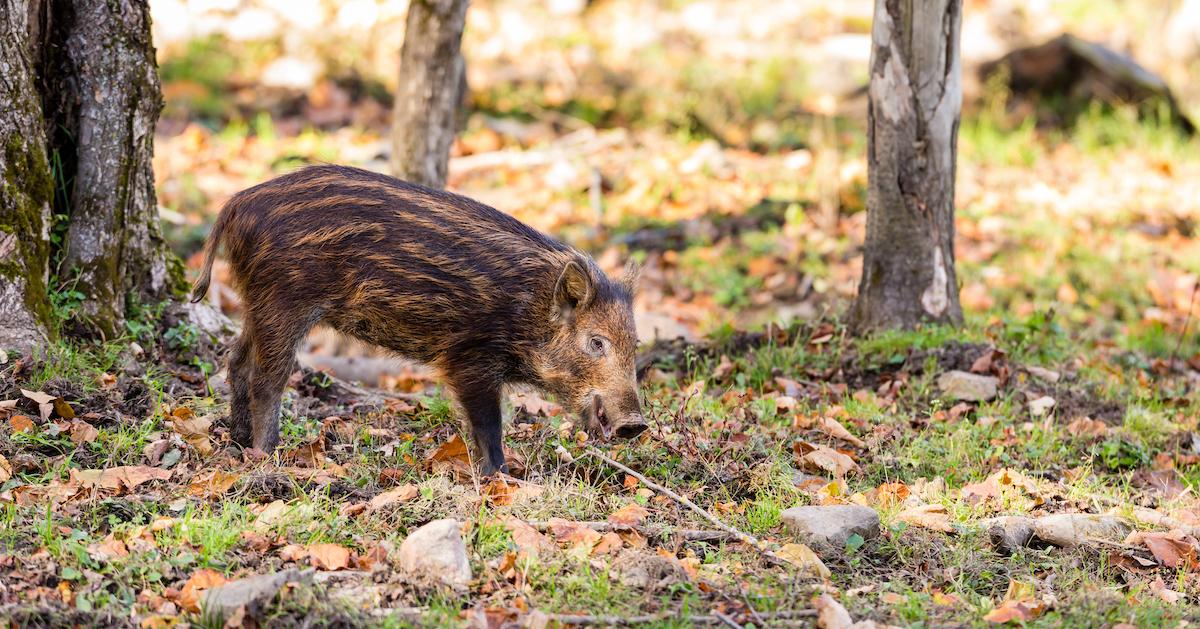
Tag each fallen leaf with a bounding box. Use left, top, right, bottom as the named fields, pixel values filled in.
left=21, top=389, right=55, bottom=421
left=505, top=519, right=554, bottom=558
left=779, top=543, right=830, bottom=579
left=1151, top=575, right=1185, bottom=603
left=896, top=504, right=954, bottom=533
left=872, top=482, right=910, bottom=508
left=547, top=518, right=602, bottom=554
left=0, top=454, right=10, bottom=482
left=187, top=470, right=241, bottom=498
left=307, top=543, right=352, bottom=571
left=9, top=415, right=34, bottom=433
left=426, top=434, right=473, bottom=478
left=72, top=466, right=172, bottom=493
left=170, top=414, right=214, bottom=456
left=815, top=417, right=865, bottom=448
left=592, top=531, right=623, bottom=555
left=608, top=503, right=650, bottom=526
left=367, top=484, right=419, bottom=512
left=88, top=536, right=129, bottom=562
left=1140, top=532, right=1197, bottom=569
left=68, top=421, right=99, bottom=444
left=179, top=568, right=227, bottom=612
left=252, top=500, right=289, bottom=531
left=712, top=355, right=734, bottom=381
left=1027, top=396, right=1056, bottom=416
left=1066, top=416, right=1108, bottom=438
left=484, top=477, right=519, bottom=506
left=813, top=593, right=851, bottom=628
left=794, top=440, right=858, bottom=478
left=983, top=601, right=1044, bottom=624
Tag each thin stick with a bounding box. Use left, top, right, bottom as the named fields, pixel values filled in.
left=526, top=520, right=740, bottom=543
left=584, top=446, right=795, bottom=568
left=547, top=610, right=816, bottom=626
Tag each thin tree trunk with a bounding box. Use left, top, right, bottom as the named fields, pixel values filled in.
left=0, top=0, right=177, bottom=350
left=0, top=0, right=55, bottom=350
left=391, top=0, right=469, bottom=189
left=849, top=0, right=964, bottom=332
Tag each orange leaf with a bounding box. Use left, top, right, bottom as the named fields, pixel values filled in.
left=187, top=470, right=241, bottom=498
left=366, top=484, right=419, bottom=512
left=307, top=543, right=352, bottom=571
left=608, top=503, right=650, bottom=526
left=179, top=569, right=227, bottom=612
left=9, top=415, right=34, bottom=433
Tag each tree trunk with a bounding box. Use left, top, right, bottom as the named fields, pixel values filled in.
left=391, top=0, right=469, bottom=189
left=0, top=0, right=55, bottom=350
left=849, top=0, right=964, bottom=332
left=0, top=0, right=176, bottom=351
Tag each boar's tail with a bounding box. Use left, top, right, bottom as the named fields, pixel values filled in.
left=189, top=198, right=238, bottom=303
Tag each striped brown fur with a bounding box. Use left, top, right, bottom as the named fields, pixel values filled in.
left=192, top=165, right=645, bottom=473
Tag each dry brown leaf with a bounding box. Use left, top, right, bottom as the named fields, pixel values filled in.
left=815, top=416, right=865, bottom=448
left=505, top=519, right=554, bottom=558
left=983, top=600, right=1044, bottom=624
left=813, top=593, right=851, bottom=628
left=1151, top=575, right=1185, bottom=603
left=896, top=504, right=954, bottom=532
left=187, top=470, right=241, bottom=499
left=960, top=469, right=1044, bottom=508
left=308, top=543, right=352, bottom=570
left=1066, top=416, right=1108, bottom=439
left=0, top=454, right=11, bottom=482
left=252, top=500, right=289, bottom=531
left=872, top=482, right=910, bottom=508
left=367, top=484, right=419, bottom=512
left=21, top=389, right=55, bottom=421
left=608, top=503, right=650, bottom=526
left=88, top=536, right=130, bottom=562
left=484, top=477, right=519, bottom=506
left=68, top=420, right=99, bottom=444
left=1140, top=532, right=1198, bottom=569
left=592, top=531, right=623, bottom=555
left=170, top=414, right=214, bottom=456
left=72, top=466, right=172, bottom=493
left=179, top=568, right=228, bottom=612
left=547, top=517, right=602, bottom=553
left=778, top=543, right=830, bottom=579
left=426, top=434, right=473, bottom=478
left=794, top=440, right=858, bottom=478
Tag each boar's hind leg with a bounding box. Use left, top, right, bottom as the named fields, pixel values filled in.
left=455, top=384, right=506, bottom=475
left=227, top=334, right=254, bottom=447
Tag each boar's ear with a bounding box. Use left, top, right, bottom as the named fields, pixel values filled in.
left=618, top=260, right=641, bottom=296
left=554, top=259, right=594, bottom=318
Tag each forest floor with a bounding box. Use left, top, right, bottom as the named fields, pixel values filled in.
left=5, top=0, right=1200, bottom=626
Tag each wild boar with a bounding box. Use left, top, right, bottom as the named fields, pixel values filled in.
left=191, top=165, right=646, bottom=474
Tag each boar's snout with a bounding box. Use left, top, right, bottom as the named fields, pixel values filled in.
left=612, top=412, right=648, bottom=439
left=587, top=394, right=647, bottom=441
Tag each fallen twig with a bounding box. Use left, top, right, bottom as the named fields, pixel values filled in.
left=547, top=610, right=816, bottom=626
left=525, top=520, right=741, bottom=543
left=583, top=446, right=796, bottom=568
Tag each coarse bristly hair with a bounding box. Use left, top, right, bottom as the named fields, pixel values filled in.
left=192, top=164, right=646, bottom=474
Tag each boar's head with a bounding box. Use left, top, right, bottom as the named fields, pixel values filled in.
left=536, top=258, right=646, bottom=441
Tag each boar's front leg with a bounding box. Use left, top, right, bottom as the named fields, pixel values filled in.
left=226, top=334, right=254, bottom=447
left=454, top=383, right=507, bottom=475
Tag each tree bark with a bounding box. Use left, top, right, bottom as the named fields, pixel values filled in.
left=0, top=0, right=55, bottom=350
left=391, top=0, right=469, bottom=189
left=849, top=0, right=964, bottom=332
left=0, top=0, right=176, bottom=350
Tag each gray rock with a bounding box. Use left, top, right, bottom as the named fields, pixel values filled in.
left=936, top=370, right=999, bottom=402
left=1033, top=514, right=1132, bottom=547
left=201, top=569, right=305, bottom=619
left=983, top=516, right=1036, bottom=554
left=781, top=505, right=880, bottom=550
left=397, top=519, right=472, bottom=588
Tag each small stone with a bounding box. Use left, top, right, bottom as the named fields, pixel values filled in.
left=1033, top=514, right=1132, bottom=547
left=936, top=370, right=999, bottom=402
left=201, top=569, right=304, bottom=620
left=397, top=519, right=471, bottom=588
left=781, top=505, right=880, bottom=550
left=1025, top=366, right=1060, bottom=383
left=1028, top=396, right=1056, bottom=416
left=983, top=516, right=1036, bottom=554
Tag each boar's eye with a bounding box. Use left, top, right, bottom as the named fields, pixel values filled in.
left=586, top=335, right=608, bottom=357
